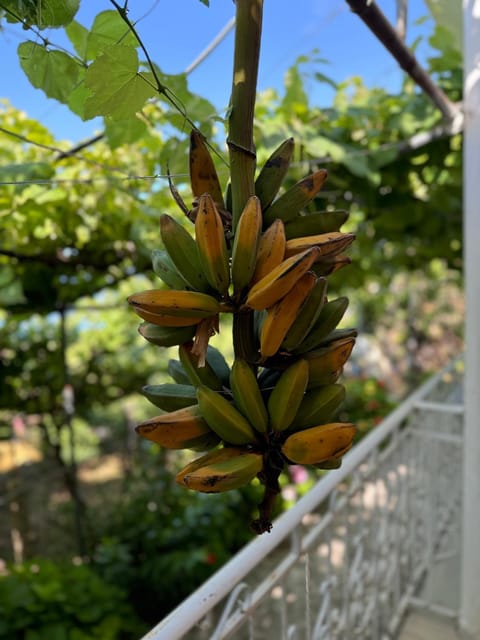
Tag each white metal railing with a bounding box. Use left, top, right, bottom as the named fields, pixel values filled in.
left=143, top=359, right=464, bottom=640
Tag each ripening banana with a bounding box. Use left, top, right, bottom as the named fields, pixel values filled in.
left=281, top=422, right=356, bottom=465
left=267, top=359, right=309, bottom=431
left=135, top=404, right=220, bottom=450
left=231, top=195, right=262, bottom=295
left=284, top=210, right=349, bottom=240
left=138, top=322, right=196, bottom=348
left=151, top=249, right=188, bottom=290
left=289, top=384, right=346, bottom=431
left=142, top=383, right=197, bottom=411
left=263, top=169, right=328, bottom=227
left=306, top=337, right=356, bottom=388
left=128, top=290, right=221, bottom=319
left=293, top=296, right=350, bottom=354
left=251, top=219, right=286, bottom=285
left=176, top=447, right=263, bottom=493
left=129, top=306, right=204, bottom=328
left=284, top=232, right=356, bottom=260
left=196, top=385, right=260, bottom=445
left=260, top=271, right=316, bottom=358
left=195, top=193, right=230, bottom=296
left=189, top=129, right=225, bottom=209
left=254, top=138, right=294, bottom=210
left=160, top=214, right=210, bottom=292
left=246, top=247, right=320, bottom=311
left=281, top=277, right=328, bottom=352
left=230, top=359, right=269, bottom=433
left=179, top=343, right=224, bottom=390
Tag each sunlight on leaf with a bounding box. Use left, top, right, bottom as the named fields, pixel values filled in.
left=84, top=45, right=157, bottom=120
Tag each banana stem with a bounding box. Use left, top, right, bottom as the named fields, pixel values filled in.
left=228, top=0, right=264, bottom=229
left=251, top=457, right=282, bottom=535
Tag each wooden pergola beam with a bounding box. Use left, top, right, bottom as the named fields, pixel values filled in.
left=345, top=0, right=460, bottom=121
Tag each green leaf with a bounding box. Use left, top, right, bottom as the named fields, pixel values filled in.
left=85, top=10, right=138, bottom=60
left=104, top=116, right=147, bottom=149
left=66, top=20, right=89, bottom=59
left=84, top=45, right=157, bottom=120
left=198, top=0, right=210, bottom=5
left=0, top=162, right=54, bottom=183
left=2, top=0, right=79, bottom=28
left=18, top=41, right=83, bottom=103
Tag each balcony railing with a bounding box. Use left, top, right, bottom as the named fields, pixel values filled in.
left=143, top=359, right=464, bottom=640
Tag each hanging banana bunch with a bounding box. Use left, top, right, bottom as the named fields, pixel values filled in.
left=129, top=130, right=358, bottom=534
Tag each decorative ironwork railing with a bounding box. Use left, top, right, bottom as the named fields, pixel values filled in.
left=143, top=360, right=463, bottom=640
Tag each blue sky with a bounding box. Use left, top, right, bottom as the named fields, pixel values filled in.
left=0, top=0, right=435, bottom=143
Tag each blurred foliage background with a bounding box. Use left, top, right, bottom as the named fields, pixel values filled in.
left=0, top=1, right=464, bottom=637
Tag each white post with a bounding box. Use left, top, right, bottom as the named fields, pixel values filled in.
left=461, top=0, right=480, bottom=637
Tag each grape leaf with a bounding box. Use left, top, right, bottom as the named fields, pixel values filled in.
left=18, top=41, right=83, bottom=103
left=85, top=10, right=138, bottom=60
left=2, top=0, right=79, bottom=27
left=104, top=116, right=148, bottom=148
left=66, top=20, right=89, bottom=59
left=84, top=45, right=157, bottom=120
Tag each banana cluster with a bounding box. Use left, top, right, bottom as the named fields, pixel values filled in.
left=129, top=131, right=357, bottom=530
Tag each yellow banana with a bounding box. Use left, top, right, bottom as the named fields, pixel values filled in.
left=176, top=447, right=263, bottom=493
left=196, top=385, right=260, bottom=446
left=189, top=129, right=225, bottom=209
left=267, top=359, right=309, bottom=431
left=281, top=277, right=328, bottom=352
left=284, top=232, right=356, bottom=259
left=128, top=290, right=220, bottom=318
left=263, top=169, right=328, bottom=227
left=179, top=343, right=223, bottom=390
left=254, top=138, right=294, bottom=210
left=260, top=271, right=316, bottom=358
left=135, top=404, right=220, bottom=450
left=246, top=247, right=321, bottom=311
left=251, top=219, right=286, bottom=285
left=282, top=422, right=356, bottom=465
left=195, top=193, right=230, bottom=296
left=230, top=359, right=269, bottom=433
left=160, top=214, right=210, bottom=292
left=231, top=196, right=262, bottom=295
left=306, top=337, right=356, bottom=389
left=138, top=322, right=196, bottom=347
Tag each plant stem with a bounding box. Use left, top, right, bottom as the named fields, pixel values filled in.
left=228, top=0, right=264, bottom=229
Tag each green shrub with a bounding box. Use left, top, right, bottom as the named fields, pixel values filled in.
left=0, top=559, right=146, bottom=640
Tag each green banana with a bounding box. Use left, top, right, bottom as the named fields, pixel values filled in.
left=196, top=385, right=260, bottom=445
left=263, top=169, right=328, bottom=227
left=136, top=404, right=220, bottom=450
left=230, top=359, right=269, bottom=433
left=289, top=384, right=345, bottom=431
left=254, top=138, right=294, bottom=210
left=138, top=322, right=196, bottom=348
left=160, top=214, right=210, bottom=292
left=284, top=210, right=349, bottom=240
left=312, top=254, right=352, bottom=277
left=293, top=297, right=349, bottom=354
left=151, top=249, right=188, bottom=290
left=206, top=345, right=231, bottom=386
left=176, top=447, right=263, bottom=493
left=281, top=277, right=328, bottom=352
left=179, top=343, right=223, bottom=390
left=142, top=383, right=197, bottom=411
left=168, top=358, right=191, bottom=385
left=267, top=359, right=309, bottom=431
left=316, top=328, right=358, bottom=348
